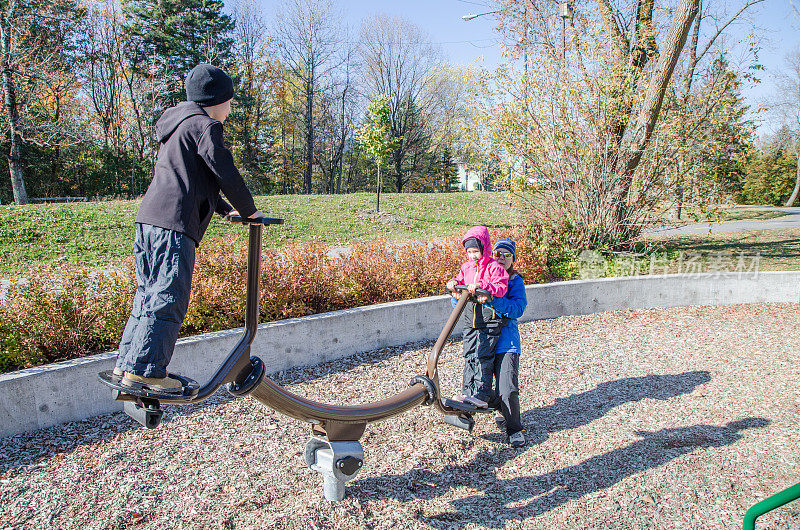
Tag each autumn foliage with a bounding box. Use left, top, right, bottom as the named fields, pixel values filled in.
left=0, top=230, right=551, bottom=372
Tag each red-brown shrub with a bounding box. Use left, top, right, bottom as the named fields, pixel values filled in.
left=183, top=235, right=249, bottom=333
left=0, top=265, right=134, bottom=366
left=0, top=228, right=555, bottom=372
left=488, top=227, right=552, bottom=284
left=337, top=239, right=461, bottom=305
left=262, top=239, right=344, bottom=319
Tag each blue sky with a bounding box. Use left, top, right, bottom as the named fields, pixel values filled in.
left=258, top=0, right=800, bottom=136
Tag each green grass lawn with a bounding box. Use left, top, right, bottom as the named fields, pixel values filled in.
left=584, top=227, right=800, bottom=279
left=2, top=193, right=797, bottom=277
left=718, top=208, right=790, bottom=223
left=0, top=192, right=517, bottom=275
left=651, top=227, right=800, bottom=272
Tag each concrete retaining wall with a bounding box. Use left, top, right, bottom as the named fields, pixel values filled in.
left=2, top=271, right=798, bottom=438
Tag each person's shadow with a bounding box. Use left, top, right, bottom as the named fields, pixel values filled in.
left=485, top=370, right=713, bottom=445
left=360, top=418, right=768, bottom=528
left=351, top=371, right=769, bottom=528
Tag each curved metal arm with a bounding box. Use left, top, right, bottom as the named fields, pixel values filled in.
left=247, top=290, right=474, bottom=438
left=250, top=379, right=428, bottom=424
left=744, top=482, right=800, bottom=530
left=149, top=222, right=266, bottom=404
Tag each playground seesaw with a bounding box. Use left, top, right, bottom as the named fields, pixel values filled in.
left=99, top=216, right=491, bottom=500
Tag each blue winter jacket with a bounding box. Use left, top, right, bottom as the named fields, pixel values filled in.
left=490, top=273, right=527, bottom=354
left=450, top=272, right=527, bottom=354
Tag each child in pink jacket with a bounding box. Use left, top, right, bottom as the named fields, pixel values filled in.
left=446, top=226, right=509, bottom=408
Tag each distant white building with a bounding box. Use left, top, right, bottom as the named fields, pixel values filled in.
left=456, top=162, right=482, bottom=191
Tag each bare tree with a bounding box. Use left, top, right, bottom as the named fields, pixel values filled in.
left=478, top=0, right=703, bottom=248
left=424, top=64, right=473, bottom=184
left=271, top=66, right=304, bottom=193
left=772, top=49, right=800, bottom=206
left=0, top=0, right=81, bottom=204
left=314, top=44, right=357, bottom=194
left=670, top=0, right=766, bottom=217
left=229, top=0, right=281, bottom=192
left=78, top=0, right=130, bottom=193
left=273, top=0, right=345, bottom=194
left=77, top=0, right=169, bottom=196
left=359, top=14, right=443, bottom=192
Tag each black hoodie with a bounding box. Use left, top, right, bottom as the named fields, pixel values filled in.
left=135, top=101, right=257, bottom=245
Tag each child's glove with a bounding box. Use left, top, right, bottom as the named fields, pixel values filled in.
left=446, top=279, right=458, bottom=298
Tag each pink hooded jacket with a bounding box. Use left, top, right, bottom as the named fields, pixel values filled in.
left=451, top=226, right=509, bottom=298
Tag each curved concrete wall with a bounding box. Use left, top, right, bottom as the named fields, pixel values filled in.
left=1, top=271, right=798, bottom=438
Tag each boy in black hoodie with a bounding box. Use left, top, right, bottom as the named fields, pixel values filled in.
left=114, top=64, right=264, bottom=392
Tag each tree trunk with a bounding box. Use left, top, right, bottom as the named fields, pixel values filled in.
left=376, top=161, right=381, bottom=212
left=787, top=148, right=800, bottom=207
left=328, top=139, right=335, bottom=194
left=0, top=9, right=27, bottom=205
left=676, top=1, right=701, bottom=220
left=394, top=153, right=403, bottom=192
left=626, top=0, right=699, bottom=175
left=336, top=151, right=343, bottom=194
left=612, top=0, right=699, bottom=228
left=676, top=159, right=684, bottom=220
left=304, top=83, right=313, bottom=194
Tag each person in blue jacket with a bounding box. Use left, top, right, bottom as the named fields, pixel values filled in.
left=487, top=238, right=528, bottom=447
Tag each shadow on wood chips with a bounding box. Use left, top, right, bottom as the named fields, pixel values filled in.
left=351, top=370, right=770, bottom=528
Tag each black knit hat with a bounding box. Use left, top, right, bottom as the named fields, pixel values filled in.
left=185, top=64, right=234, bottom=107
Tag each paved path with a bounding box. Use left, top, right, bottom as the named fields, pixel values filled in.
left=643, top=206, right=800, bottom=237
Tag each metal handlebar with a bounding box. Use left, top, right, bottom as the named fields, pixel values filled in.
left=227, top=214, right=284, bottom=225
left=449, top=284, right=493, bottom=302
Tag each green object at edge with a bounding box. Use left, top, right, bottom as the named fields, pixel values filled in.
left=743, top=481, right=800, bottom=529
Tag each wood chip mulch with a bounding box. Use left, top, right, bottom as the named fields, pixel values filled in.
left=1, top=302, right=799, bottom=529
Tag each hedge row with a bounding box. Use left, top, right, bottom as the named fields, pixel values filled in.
left=0, top=229, right=552, bottom=373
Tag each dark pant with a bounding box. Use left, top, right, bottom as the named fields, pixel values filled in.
left=461, top=327, right=501, bottom=403
left=116, top=224, right=195, bottom=379
left=490, top=351, right=522, bottom=435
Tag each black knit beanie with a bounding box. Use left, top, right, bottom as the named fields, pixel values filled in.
left=185, top=64, right=234, bottom=107
left=463, top=237, right=483, bottom=254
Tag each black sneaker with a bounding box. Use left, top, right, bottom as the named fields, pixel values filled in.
left=495, top=415, right=506, bottom=430
left=464, top=395, right=489, bottom=408
left=121, top=372, right=184, bottom=392
left=509, top=431, right=526, bottom=448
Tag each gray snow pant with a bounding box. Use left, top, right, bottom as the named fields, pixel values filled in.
left=116, top=223, right=195, bottom=378
left=461, top=326, right=501, bottom=403
left=490, top=351, right=522, bottom=435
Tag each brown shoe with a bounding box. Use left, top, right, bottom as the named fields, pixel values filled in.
left=113, top=367, right=124, bottom=377
left=122, top=372, right=183, bottom=392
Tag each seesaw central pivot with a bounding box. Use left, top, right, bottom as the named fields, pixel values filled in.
left=304, top=436, right=364, bottom=501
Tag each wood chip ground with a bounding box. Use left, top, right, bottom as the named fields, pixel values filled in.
left=2, top=303, right=800, bottom=529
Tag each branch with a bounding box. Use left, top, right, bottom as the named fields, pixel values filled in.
left=631, top=0, right=656, bottom=69
left=696, top=0, right=766, bottom=62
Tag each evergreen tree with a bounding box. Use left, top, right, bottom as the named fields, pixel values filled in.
left=440, top=148, right=459, bottom=192
left=741, top=139, right=798, bottom=206
left=122, top=0, right=234, bottom=105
